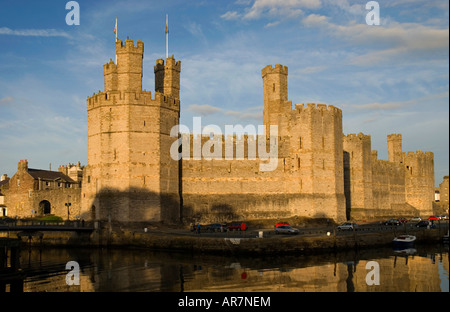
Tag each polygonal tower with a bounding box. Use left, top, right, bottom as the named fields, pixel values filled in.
left=81, top=38, right=181, bottom=224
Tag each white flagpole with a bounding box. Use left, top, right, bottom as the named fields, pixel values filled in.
left=115, top=18, right=118, bottom=64
left=166, top=14, right=169, bottom=59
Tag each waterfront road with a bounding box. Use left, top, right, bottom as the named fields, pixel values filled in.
left=161, top=221, right=449, bottom=239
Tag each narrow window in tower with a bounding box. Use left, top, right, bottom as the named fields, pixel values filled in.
left=298, top=157, right=300, bottom=169
left=273, top=83, right=275, bottom=92
left=114, top=149, right=117, bottom=161
left=144, top=120, right=146, bottom=127
left=144, top=96, right=147, bottom=104
left=299, top=137, right=302, bottom=149
left=322, top=137, right=325, bottom=149
left=105, top=93, right=108, bottom=100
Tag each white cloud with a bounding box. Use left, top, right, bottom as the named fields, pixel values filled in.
left=301, top=14, right=449, bottom=65
left=264, top=21, right=281, bottom=28
left=221, top=11, right=241, bottom=20
left=0, top=27, right=71, bottom=38
left=221, top=0, right=321, bottom=21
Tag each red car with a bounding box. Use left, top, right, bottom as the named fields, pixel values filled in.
left=275, top=221, right=290, bottom=227
left=228, top=223, right=247, bottom=231
left=428, top=216, right=438, bottom=221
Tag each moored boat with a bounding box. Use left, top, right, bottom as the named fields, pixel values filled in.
left=393, top=234, right=416, bottom=246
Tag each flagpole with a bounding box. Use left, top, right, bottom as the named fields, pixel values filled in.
left=115, top=18, right=118, bottom=64
left=166, top=14, right=169, bottom=59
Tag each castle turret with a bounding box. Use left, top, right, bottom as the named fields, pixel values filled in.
left=262, top=64, right=291, bottom=137
left=116, top=38, right=144, bottom=92
left=154, top=56, right=181, bottom=99
left=387, top=134, right=403, bottom=164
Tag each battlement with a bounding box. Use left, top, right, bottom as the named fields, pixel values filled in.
left=404, top=150, right=434, bottom=158
left=294, top=103, right=342, bottom=115
left=344, top=132, right=371, bottom=142
left=154, top=56, right=181, bottom=72
left=261, top=64, right=288, bottom=77
left=116, top=38, right=144, bottom=54
left=178, top=133, right=286, bottom=159
left=86, top=90, right=180, bottom=111
left=103, top=59, right=117, bottom=72
left=387, top=133, right=402, bottom=141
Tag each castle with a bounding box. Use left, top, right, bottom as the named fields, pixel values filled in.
left=1, top=38, right=444, bottom=224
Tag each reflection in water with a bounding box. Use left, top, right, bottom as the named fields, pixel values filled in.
left=4, top=244, right=449, bottom=292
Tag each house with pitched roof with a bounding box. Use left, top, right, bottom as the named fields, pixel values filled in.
left=0, top=160, right=82, bottom=219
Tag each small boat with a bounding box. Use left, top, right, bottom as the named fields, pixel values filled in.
left=393, top=234, right=416, bottom=246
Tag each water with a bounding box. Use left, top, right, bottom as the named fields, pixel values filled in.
left=4, top=244, right=449, bottom=292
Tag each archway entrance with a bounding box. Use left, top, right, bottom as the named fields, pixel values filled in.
left=39, top=200, right=51, bottom=215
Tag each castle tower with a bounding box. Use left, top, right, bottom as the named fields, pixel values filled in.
left=404, top=150, right=435, bottom=215
left=154, top=56, right=181, bottom=99
left=343, top=133, right=374, bottom=219
left=262, top=64, right=291, bottom=137
left=290, top=104, right=346, bottom=222
left=387, top=134, right=403, bottom=164
left=82, top=38, right=181, bottom=223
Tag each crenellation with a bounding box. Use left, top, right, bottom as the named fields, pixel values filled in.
left=261, top=64, right=288, bottom=77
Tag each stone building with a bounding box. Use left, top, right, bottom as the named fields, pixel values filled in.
left=0, top=37, right=441, bottom=224
left=0, top=160, right=82, bottom=219
left=437, top=176, right=449, bottom=214
left=0, top=174, right=8, bottom=216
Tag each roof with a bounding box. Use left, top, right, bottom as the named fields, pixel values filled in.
left=27, top=168, right=76, bottom=183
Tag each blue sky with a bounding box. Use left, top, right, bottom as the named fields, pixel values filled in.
left=0, top=0, right=448, bottom=186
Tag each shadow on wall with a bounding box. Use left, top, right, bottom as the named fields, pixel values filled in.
left=343, top=151, right=352, bottom=221
left=181, top=193, right=345, bottom=225
left=81, top=186, right=181, bottom=224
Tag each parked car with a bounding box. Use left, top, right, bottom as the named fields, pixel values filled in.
left=437, top=215, right=449, bottom=221
left=228, top=223, right=247, bottom=231
left=415, top=221, right=436, bottom=229
left=337, top=222, right=358, bottom=231
left=275, top=221, right=290, bottom=227
left=428, top=216, right=439, bottom=221
left=384, top=218, right=400, bottom=226
left=206, top=223, right=226, bottom=232
left=409, top=216, right=422, bottom=222
left=275, top=225, right=299, bottom=235
left=398, top=218, right=408, bottom=224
